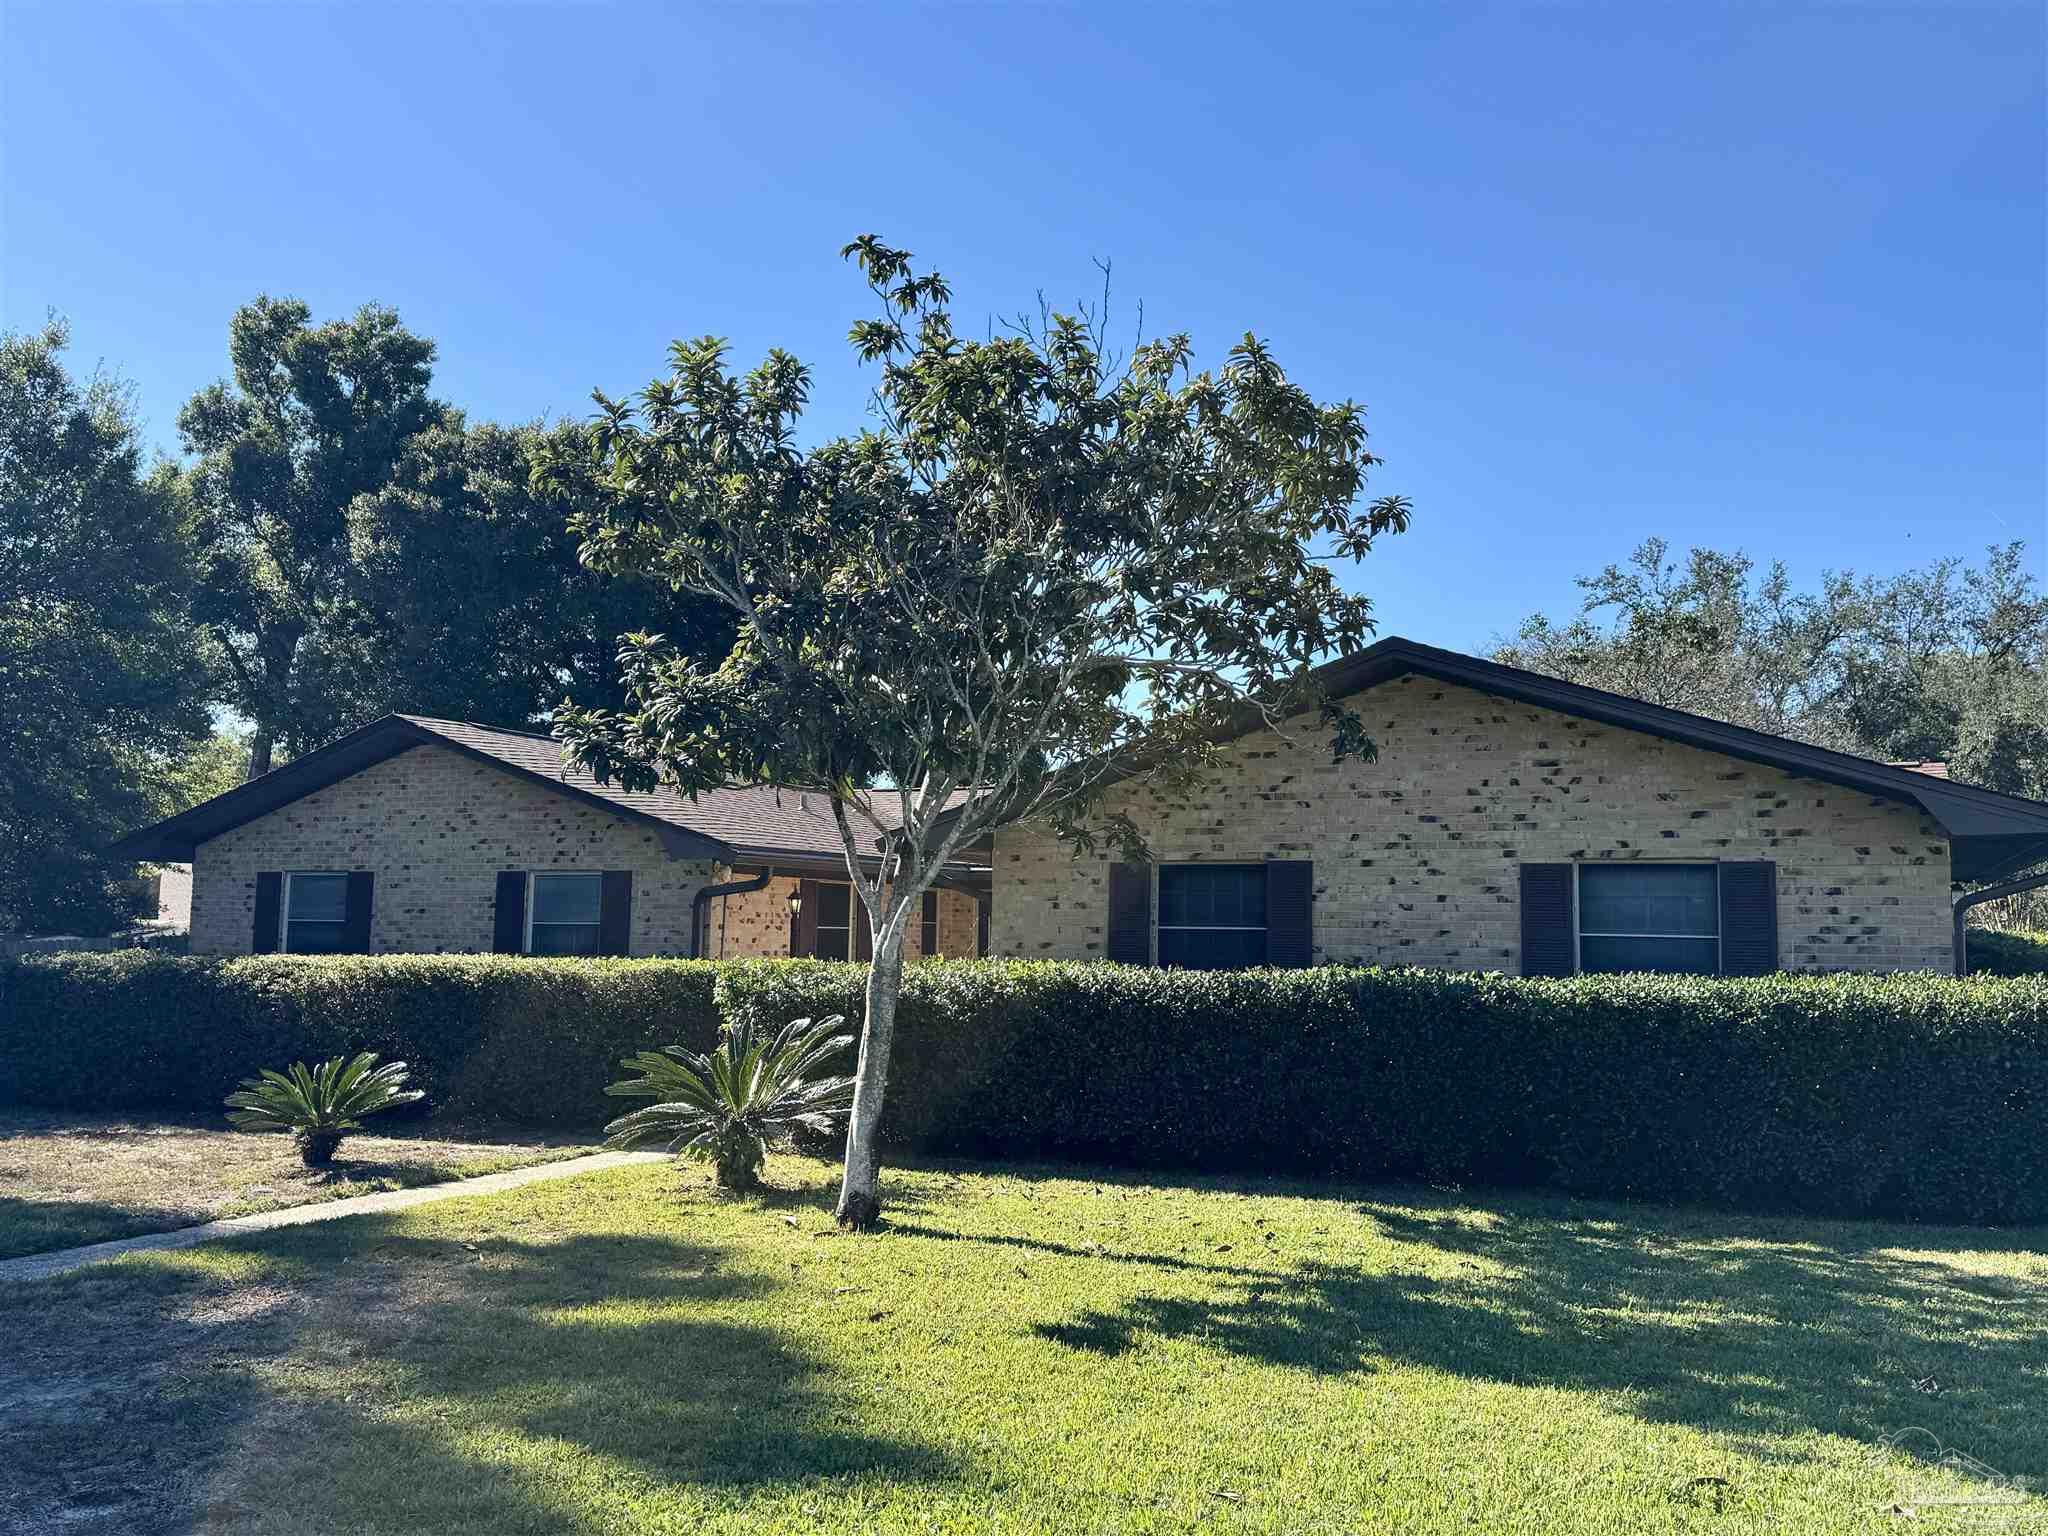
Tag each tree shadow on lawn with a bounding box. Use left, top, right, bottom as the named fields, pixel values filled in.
left=0, top=1247, right=309, bottom=1534
left=204, top=1222, right=959, bottom=1531
left=999, top=1184, right=2048, bottom=1482
left=0, top=1192, right=203, bottom=1259
left=4, top=1221, right=956, bottom=1535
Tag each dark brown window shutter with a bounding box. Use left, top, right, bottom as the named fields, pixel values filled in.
left=252, top=872, right=282, bottom=954
left=1106, top=862, right=1152, bottom=965
left=795, top=879, right=819, bottom=957
left=855, top=895, right=874, bottom=962
left=1519, top=863, right=1575, bottom=977
left=492, top=872, right=528, bottom=954
left=599, top=870, right=634, bottom=956
left=921, top=890, right=939, bottom=957
left=343, top=872, right=375, bottom=953
left=1264, top=860, right=1315, bottom=967
left=1718, top=860, right=1778, bottom=975
left=977, top=898, right=990, bottom=958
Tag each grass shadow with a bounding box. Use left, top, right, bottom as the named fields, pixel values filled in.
left=1009, top=1186, right=2048, bottom=1480
left=208, top=1224, right=959, bottom=1529
left=5, top=1214, right=959, bottom=1534
left=0, top=1193, right=202, bottom=1260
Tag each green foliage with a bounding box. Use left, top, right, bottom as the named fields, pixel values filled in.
left=10, top=954, right=2046, bottom=1222
left=547, top=235, right=1414, bottom=1220
left=716, top=960, right=2048, bottom=1224
left=177, top=297, right=445, bottom=773
left=549, top=237, right=1412, bottom=849
left=343, top=417, right=736, bottom=729
left=0, top=953, right=721, bottom=1123
left=0, top=321, right=214, bottom=933
left=1966, top=927, right=2048, bottom=977
left=602, top=1014, right=855, bottom=1188
left=1497, top=537, right=2048, bottom=799
left=224, top=1051, right=424, bottom=1166
left=169, top=300, right=737, bottom=771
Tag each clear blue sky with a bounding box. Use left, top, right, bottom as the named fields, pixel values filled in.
left=5, top=3, right=2042, bottom=652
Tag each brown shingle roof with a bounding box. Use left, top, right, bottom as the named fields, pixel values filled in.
left=109, top=712, right=986, bottom=870
left=398, top=715, right=973, bottom=861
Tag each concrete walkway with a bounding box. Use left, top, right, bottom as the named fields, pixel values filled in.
left=0, top=1149, right=669, bottom=1284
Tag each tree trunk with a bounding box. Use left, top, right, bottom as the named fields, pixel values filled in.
left=247, top=727, right=274, bottom=780
left=836, top=917, right=906, bottom=1229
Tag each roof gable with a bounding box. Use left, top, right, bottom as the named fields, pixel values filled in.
left=110, top=714, right=990, bottom=873
left=952, top=637, right=2048, bottom=885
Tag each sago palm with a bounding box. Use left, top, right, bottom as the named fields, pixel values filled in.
left=603, top=1015, right=856, bottom=1190
left=224, top=1052, right=425, bottom=1167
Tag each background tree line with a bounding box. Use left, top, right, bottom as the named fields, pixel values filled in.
left=2, top=303, right=729, bottom=934
left=1495, top=537, right=2048, bottom=801
left=5, top=293, right=2043, bottom=937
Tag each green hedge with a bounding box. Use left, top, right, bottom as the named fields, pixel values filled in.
left=1966, top=927, right=2048, bottom=977
left=0, top=953, right=720, bottom=1125
left=718, top=960, right=2048, bottom=1225
left=6, top=953, right=2046, bottom=1222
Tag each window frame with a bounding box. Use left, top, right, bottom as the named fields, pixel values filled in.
left=280, top=870, right=351, bottom=954
left=1155, top=862, right=1269, bottom=970
left=811, top=880, right=853, bottom=961
left=1573, top=861, right=1722, bottom=976
left=524, top=870, right=605, bottom=958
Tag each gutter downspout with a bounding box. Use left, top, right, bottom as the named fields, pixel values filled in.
left=691, top=869, right=775, bottom=959
left=1952, top=867, right=2048, bottom=976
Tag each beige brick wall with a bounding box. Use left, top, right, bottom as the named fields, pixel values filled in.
left=990, top=673, right=1954, bottom=975
left=704, top=873, right=980, bottom=959
left=189, top=746, right=717, bottom=957
left=935, top=886, right=983, bottom=958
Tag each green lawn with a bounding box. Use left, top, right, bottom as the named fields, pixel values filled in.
left=4, top=1157, right=2043, bottom=1534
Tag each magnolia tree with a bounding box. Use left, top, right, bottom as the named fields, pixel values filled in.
left=546, top=238, right=1411, bottom=1227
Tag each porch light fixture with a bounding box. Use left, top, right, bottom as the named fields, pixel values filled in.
left=787, top=888, right=803, bottom=918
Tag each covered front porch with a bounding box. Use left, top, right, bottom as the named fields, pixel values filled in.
left=696, top=857, right=990, bottom=961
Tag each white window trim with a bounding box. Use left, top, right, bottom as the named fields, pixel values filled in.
left=524, top=870, right=604, bottom=956
left=1572, top=861, right=1723, bottom=976
left=280, top=870, right=349, bottom=954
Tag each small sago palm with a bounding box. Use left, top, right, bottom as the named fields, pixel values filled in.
left=603, top=1015, right=856, bottom=1190
left=224, top=1052, right=425, bottom=1168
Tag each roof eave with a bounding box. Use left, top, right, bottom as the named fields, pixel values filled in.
left=105, top=715, right=737, bottom=866
left=933, top=637, right=2048, bottom=860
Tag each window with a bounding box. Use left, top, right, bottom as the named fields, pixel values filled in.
left=527, top=872, right=603, bottom=956
left=281, top=872, right=349, bottom=954
left=812, top=882, right=852, bottom=961
left=920, top=890, right=939, bottom=957
left=1157, top=864, right=1266, bottom=970
left=1577, top=863, right=1719, bottom=975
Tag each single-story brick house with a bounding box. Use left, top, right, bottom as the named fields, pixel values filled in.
left=115, top=637, right=2048, bottom=975
left=111, top=716, right=990, bottom=962
left=967, top=638, right=2048, bottom=977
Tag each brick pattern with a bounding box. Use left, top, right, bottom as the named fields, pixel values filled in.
left=706, top=874, right=980, bottom=959
left=935, top=886, right=983, bottom=958
left=190, top=746, right=716, bottom=956
left=989, top=674, right=1955, bottom=975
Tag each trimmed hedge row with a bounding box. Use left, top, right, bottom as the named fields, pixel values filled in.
left=717, top=960, right=2048, bottom=1225
left=5, top=953, right=2045, bottom=1222
left=0, top=953, right=721, bottom=1125
left=1966, top=927, right=2048, bottom=977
